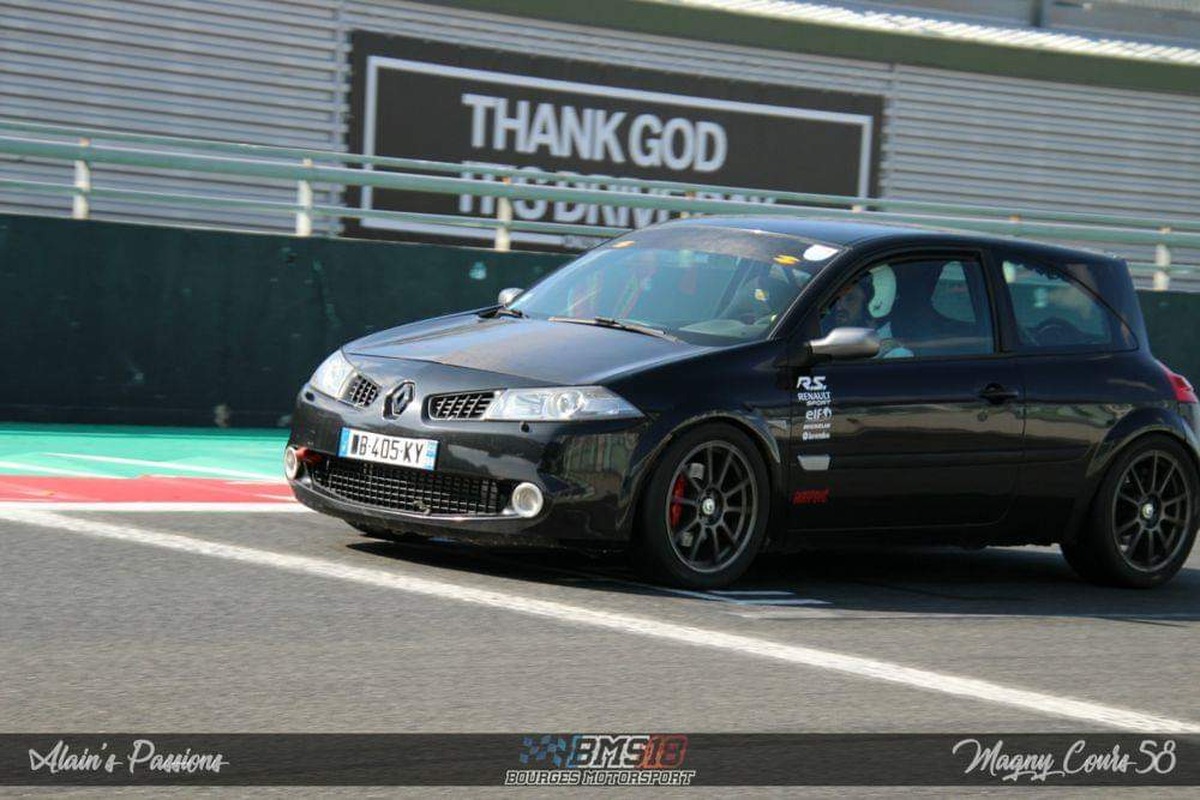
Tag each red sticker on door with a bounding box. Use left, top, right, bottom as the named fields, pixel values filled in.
left=792, top=488, right=830, bottom=505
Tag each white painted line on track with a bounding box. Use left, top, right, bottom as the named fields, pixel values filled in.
left=496, top=556, right=832, bottom=607
left=708, top=590, right=795, bottom=596
left=0, top=460, right=97, bottom=477
left=7, top=509, right=1198, bottom=733
left=0, top=502, right=309, bottom=512
left=731, top=598, right=833, bottom=606
left=42, top=453, right=282, bottom=482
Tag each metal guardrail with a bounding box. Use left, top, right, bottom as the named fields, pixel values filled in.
left=0, top=119, right=1197, bottom=288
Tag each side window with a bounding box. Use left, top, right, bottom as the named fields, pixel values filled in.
left=1001, top=259, right=1131, bottom=351
left=819, top=257, right=994, bottom=359
left=931, top=262, right=974, bottom=323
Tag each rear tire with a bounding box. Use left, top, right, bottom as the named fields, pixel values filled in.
left=631, top=423, right=770, bottom=589
left=1062, top=435, right=1199, bottom=589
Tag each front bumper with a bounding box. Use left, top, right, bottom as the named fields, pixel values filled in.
left=286, top=371, right=648, bottom=545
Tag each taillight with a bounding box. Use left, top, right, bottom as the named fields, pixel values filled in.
left=1159, top=361, right=1198, bottom=404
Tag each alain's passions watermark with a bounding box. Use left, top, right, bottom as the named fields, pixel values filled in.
left=505, top=733, right=695, bottom=787
left=28, top=739, right=228, bottom=777
left=952, top=738, right=1179, bottom=784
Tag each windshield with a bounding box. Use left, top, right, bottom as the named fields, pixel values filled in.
left=509, top=225, right=840, bottom=345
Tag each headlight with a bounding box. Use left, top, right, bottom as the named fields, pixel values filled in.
left=482, top=386, right=642, bottom=421
left=310, top=350, right=356, bottom=399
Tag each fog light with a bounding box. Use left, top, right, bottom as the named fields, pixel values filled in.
left=283, top=446, right=300, bottom=479
left=510, top=482, right=544, bottom=518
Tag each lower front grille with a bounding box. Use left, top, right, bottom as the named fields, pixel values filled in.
left=310, top=456, right=507, bottom=516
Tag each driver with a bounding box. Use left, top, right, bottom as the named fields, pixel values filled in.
left=823, top=270, right=913, bottom=359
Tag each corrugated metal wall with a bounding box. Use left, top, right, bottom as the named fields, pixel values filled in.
left=0, top=0, right=346, bottom=232
left=1, top=0, right=1197, bottom=269
left=888, top=65, right=1200, bottom=269
left=835, top=1, right=1200, bottom=46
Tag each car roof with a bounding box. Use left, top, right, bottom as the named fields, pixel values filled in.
left=668, top=215, right=1119, bottom=264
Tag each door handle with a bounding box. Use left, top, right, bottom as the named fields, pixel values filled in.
left=979, top=383, right=1020, bottom=404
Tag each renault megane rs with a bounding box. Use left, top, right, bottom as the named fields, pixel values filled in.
left=286, top=217, right=1199, bottom=589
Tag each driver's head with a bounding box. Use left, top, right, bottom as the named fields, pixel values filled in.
left=829, top=273, right=873, bottom=328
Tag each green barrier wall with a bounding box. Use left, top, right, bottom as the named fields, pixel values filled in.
left=1138, top=291, right=1200, bottom=385
left=0, top=214, right=568, bottom=426
left=2, top=213, right=1197, bottom=427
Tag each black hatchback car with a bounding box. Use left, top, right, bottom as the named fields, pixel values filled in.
left=286, top=217, right=1200, bottom=589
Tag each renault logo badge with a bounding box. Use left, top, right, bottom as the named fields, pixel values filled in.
left=387, top=382, right=415, bottom=417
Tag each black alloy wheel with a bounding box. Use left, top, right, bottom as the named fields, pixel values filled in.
left=1062, top=435, right=1199, bottom=588
left=1110, top=450, right=1192, bottom=573
left=633, top=423, right=770, bottom=588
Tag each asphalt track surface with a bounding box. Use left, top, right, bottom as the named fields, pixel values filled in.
left=3, top=426, right=1200, bottom=796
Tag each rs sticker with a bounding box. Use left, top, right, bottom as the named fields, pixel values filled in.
left=796, top=376, right=827, bottom=391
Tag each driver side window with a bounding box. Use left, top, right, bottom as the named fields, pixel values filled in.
left=818, top=256, right=994, bottom=359
left=1001, top=259, right=1127, bottom=351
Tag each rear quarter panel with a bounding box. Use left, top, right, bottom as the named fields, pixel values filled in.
left=1014, top=350, right=1200, bottom=544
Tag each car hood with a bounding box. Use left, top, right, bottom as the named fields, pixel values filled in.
left=344, top=312, right=709, bottom=385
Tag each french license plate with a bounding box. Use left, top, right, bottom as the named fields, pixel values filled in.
left=338, top=428, right=438, bottom=471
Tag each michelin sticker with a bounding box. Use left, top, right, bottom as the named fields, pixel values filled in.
left=797, top=376, right=833, bottom=441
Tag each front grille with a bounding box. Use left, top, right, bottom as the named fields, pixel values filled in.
left=310, top=457, right=506, bottom=516
left=427, top=391, right=497, bottom=420
left=342, top=375, right=381, bottom=408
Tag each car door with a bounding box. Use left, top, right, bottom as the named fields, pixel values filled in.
left=788, top=250, right=1025, bottom=531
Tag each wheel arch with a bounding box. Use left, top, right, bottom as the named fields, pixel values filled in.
left=622, top=411, right=785, bottom=545
left=1061, top=411, right=1200, bottom=545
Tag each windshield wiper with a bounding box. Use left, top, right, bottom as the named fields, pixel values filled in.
left=548, top=315, right=680, bottom=342
left=480, top=306, right=525, bottom=319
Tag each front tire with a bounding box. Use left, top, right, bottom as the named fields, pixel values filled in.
left=1062, top=435, right=1199, bottom=588
left=632, top=423, right=771, bottom=589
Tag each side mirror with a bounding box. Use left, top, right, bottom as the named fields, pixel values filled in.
left=808, top=327, right=880, bottom=361
left=497, top=287, right=523, bottom=306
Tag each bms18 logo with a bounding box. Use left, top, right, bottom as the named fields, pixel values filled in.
left=506, top=734, right=694, bottom=786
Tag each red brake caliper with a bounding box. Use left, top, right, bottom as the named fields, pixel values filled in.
left=669, top=474, right=687, bottom=528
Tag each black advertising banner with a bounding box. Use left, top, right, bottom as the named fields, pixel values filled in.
left=4, top=734, right=1199, bottom=786
left=347, top=32, right=883, bottom=248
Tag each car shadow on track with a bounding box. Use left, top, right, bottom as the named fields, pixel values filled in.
left=348, top=537, right=1200, bottom=621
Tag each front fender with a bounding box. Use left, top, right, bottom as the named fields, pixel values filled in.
left=613, top=406, right=787, bottom=542
left=606, top=338, right=791, bottom=540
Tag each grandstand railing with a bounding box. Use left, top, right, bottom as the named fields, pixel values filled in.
left=1, top=119, right=1196, bottom=288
